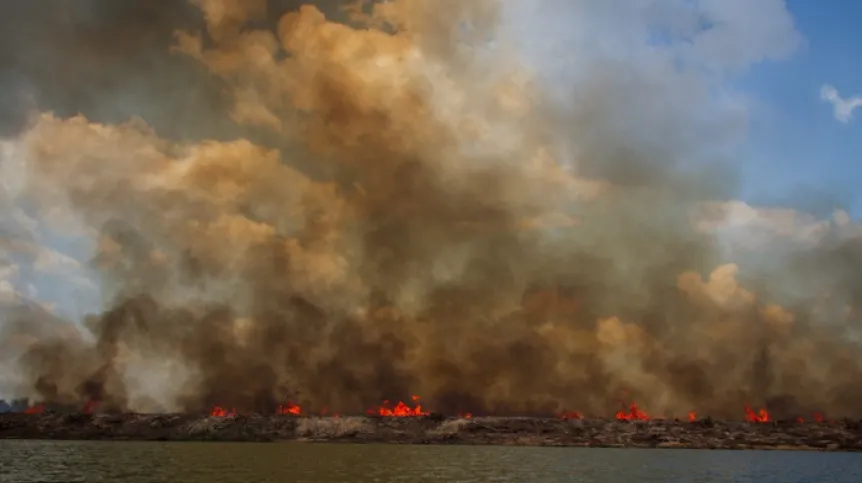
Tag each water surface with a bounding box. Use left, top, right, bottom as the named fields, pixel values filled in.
left=2, top=440, right=861, bottom=483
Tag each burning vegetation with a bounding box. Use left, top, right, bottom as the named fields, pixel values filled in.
left=0, top=397, right=835, bottom=428
left=3, top=408, right=862, bottom=451
left=1, top=0, right=861, bottom=426
left=8, top=394, right=858, bottom=451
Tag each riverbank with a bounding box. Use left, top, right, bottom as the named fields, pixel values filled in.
left=2, top=413, right=861, bottom=451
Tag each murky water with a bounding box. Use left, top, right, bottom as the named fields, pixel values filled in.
left=1, top=441, right=861, bottom=483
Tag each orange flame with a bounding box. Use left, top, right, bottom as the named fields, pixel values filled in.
left=276, top=402, right=301, bottom=415
left=209, top=406, right=236, bottom=417
left=24, top=403, right=45, bottom=415
left=688, top=411, right=697, bottom=422
left=616, top=402, right=649, bottom=421
left=458, top=412, right=473, bottom=419
left=366, top=395, right=428, bottom=417
left=798, top=412, right=826, bottom=424
left=744, top=405, right=769, bottom=423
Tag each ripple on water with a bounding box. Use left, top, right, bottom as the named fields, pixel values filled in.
left=1, top=441, right=862, bottom=483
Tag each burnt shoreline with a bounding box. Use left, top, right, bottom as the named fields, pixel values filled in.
left=2, top=413, right=862, bottom=451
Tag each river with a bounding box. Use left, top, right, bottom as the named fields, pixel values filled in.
left=1, top=440, right=861, bottom=482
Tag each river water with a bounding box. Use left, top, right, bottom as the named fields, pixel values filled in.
left=1, top=440, right=861, bottom=483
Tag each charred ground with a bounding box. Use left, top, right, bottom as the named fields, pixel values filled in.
left=2, top=413, right=862, bottom=452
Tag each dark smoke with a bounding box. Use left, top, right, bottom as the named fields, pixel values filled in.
left=2, top=0, right=861, bottom=420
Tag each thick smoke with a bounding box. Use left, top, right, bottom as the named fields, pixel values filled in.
left=2, top=0, right=861, bottom=419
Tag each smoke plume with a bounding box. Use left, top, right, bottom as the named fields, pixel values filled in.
left=1, top=0, right=860, bottom=419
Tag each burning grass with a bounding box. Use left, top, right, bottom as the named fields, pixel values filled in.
left=1, top=397, right=840, bottom=427
left=2, top=408, right=862, bottom=451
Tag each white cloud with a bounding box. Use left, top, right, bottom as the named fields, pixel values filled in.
left=0, top=263, right=22, bottom=305
left=821, top=84, right=862, bottom=123
left=502, top=0, right=801, bottom=178
left=0, top=137, right=101, bottom=320
left=694, top=200, right=862, bottom=252
left=33, top=247, right=82, bottom=274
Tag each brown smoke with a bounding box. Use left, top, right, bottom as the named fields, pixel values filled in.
left=3, top=0, right=862, bottom=419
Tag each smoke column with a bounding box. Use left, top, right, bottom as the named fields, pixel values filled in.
left=1, top=0, right=860, bottom=419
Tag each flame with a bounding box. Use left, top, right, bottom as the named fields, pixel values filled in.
left=615, top=402, right=649, bottom=421
left=366, top=395, right=429, bottom=417
left=744, top=405, right=769, bottom=423
left=209, top=406, right=236, bottom=417
left=24, top=403, right=45, bottom=415
left=458, top=412, right=473, bottom=419
left=276, top=402, right=301, bottom=415
left=558, top=410, right=583, bottom=420
left=82, top=400, right=100, bottom=414
left=798, top=412, right=826, bottom=424
left=688, top=411, right=697, bottom=422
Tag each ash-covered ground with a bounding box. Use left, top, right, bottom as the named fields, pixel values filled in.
left=2, top=413, right=862, bottom=452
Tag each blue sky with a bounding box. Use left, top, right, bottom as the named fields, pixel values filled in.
left=737, top=0, right=862, bottom=217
